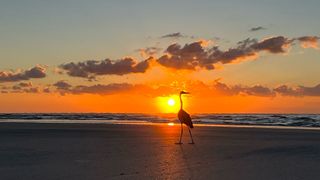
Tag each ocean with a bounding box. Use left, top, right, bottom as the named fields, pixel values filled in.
left=0, top=113, right=319, bottom=128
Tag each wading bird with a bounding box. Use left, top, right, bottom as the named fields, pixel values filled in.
left=176, top=91, right=194, bottom=144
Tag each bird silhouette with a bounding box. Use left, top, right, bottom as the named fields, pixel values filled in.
left=176, top=91, right=194, bottom=144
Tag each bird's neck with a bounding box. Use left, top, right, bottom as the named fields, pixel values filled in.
left=179, top=94, right=183, bottom=110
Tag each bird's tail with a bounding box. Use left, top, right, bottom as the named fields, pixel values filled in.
left=186, top=121, right=194, bottom=128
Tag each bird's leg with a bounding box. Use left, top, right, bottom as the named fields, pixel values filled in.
left=180, top=123, right=184, bottom=143
left=188, top=127, right=195, bottom=144
left=175, top=123, right=183, bottom=144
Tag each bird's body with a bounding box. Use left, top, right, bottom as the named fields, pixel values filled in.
left=178, top=109, right=193, bottom=128
left=176, top=91, right=194, bottom=144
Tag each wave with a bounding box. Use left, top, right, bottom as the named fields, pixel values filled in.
left=0, top=113, right=319, bottom=128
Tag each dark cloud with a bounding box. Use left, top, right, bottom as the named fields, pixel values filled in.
left=53, top=82, right=137, bottom=95
left=2, top=83, right=48, bottom=94
left=156, top=36, right=297, bottom=70
left=300, top=84, right=320, bottom=96
left=0, top=66, right=46, bottom=83
left=275, top=84, right=320, bottom=96
left=157, top=39, right=255, bottom=70
left=53, top=83, right=181, bottom=96
left=70, top=83, right=134, bottom=95
left=2, top=82, right=40, bottom=93
left=296, top=36, right=319, bottom=49
left=0, top=85, right=5, bottom=89
left=211, top=81, right=242, bottom=96
left=2, top=82, right=40, bottom=94
left=242, top=85, right=275, bottom=97
left=23, top=87, right=40, bottom=93
left=157, top=41, right=209, bottom=70
left=18, top=82, right=33, bottom=87
left=2, top=77, right=319, bottom=97
left=50, top=80, right=277, bottom=97
left=249, top=26, right=266, bottom=32
left=161, top=32, right=185, bottom=39
left=24, top=66, right=46, bottom=78
left=12, top=85, right=22, bottom=90
left=274, top=85, right=300, bottom=96
left=11, top=82, right=33, bottom=91
left=60, top=57, right=151, bottom=79
left=251, top=36, right=292, bottom=53
left=210, top=38, right=258, bottom=64
left=212, top=81, right=275, bottom=97
left=57, top=34, right=320, bottom=78
left=58, top=35, right=318, bottom=76
left=53, top=80, right=72, bottom=90
left=43, top=87, right=50, bottom=93
left=51, top=81, right=178, bottom=96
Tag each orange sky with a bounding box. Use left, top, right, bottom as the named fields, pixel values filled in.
left=1, top=91, right=319, bottom=113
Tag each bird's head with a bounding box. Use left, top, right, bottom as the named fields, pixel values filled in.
left=180, top=91, right=190, bottom=95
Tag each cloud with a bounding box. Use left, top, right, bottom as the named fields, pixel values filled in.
left=296, top=36, right=319, bottom=49
left=212, top=81, right=320, bottom=97
left=300, top=84, right=320, bottom=96
left=249, top=26, right=266, bottom=32
left=242, top=85, right=275, bottom=97
left=52, top=82, right=137, bottom=95
left=0, top=65, right=46, bottom=83
left=211, top=81, right=242, bottom=96
left=59, top=57, right=151, bottom=79
left=51, top=81, right=179, bottom=96
left=23, top=87, right=40, bottom=93
left=53, top=80, right=72, bottom=90
left=1, top=82, right=40, bottom=93
left=2, top=77, right=320, bottom=98
left=156, top=37, right=291, bottom=70
left=274, top=84, right=320, bottom=96
left=161, top=32, right=185, bottom=39
left=157, top=41, right=209, bottom=70
left=12, top=82, right=33, bottom=90
left=43, top=87, right=50, bottom=93
left=70, top=83, right=135, bottom=95
left=251, top=36, right=292, bottom=53
left=50, top=80, right=277, bottom=97
left=136, top=47, right=162, bottom=58
left=274, top=85, right=300, bottom=96
left=210, top=38, right=258, bottom=64
left=59, top=35, right=318, bottom=76
left=212, top=81, right=275, bottom=97
left=18, top=82, right=33, bottom=87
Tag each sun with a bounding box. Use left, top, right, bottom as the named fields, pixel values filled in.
left=156, top=95, right=180, bottom=113
left=167, top=98, right=175, bottom=106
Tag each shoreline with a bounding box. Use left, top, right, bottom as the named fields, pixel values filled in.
left=0, top=120, right=320, bottom=131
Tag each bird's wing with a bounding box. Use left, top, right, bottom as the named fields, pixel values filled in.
left=180, top=110, right=193, bottom=128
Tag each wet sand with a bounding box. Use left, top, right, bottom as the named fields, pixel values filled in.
left=0, top=123, right=319, bottom=180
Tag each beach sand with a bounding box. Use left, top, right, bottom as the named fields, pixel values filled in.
left=0, top=123, right=319, bottom=180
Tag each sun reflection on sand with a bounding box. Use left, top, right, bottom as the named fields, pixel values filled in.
left=167, top=122, right=175, bottom=126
